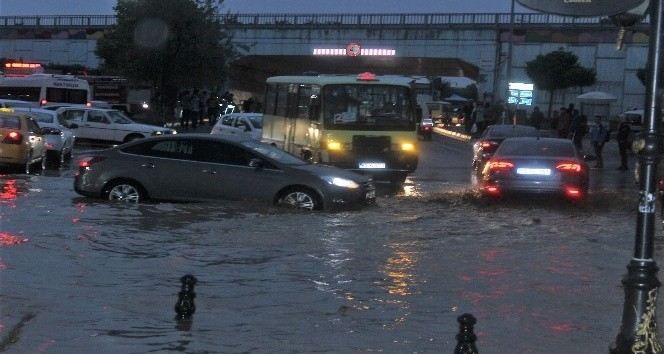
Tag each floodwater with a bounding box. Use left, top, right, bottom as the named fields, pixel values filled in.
left=0, top=138, right=659, bottom=354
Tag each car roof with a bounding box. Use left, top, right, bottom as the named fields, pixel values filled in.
left=11, top=107, right=56, bottom=115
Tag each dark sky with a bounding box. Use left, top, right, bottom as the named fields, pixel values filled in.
left=0, top=0, right=528, bottom=15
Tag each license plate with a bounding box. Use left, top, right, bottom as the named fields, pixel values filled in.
left=516, top=168, right=551, bottom=176
left=359, top=162, right=386, bottom=169
left=366, top=189, right=376, bottom=199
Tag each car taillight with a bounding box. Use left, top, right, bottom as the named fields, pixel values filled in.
left=40, top=99, right=47, bottom=106
left=86, top=102, right=92, bottom=107
left=486, top=160, right=514, bottom=172
left=556, top=162, right=583, bottom=173
left=78, top=156, right=106, bottom=168
left=2, top=131, right=22, bottom=144
left=479, top=140, right=499, bottom=152
left=564, top=186, right=583, bottom=199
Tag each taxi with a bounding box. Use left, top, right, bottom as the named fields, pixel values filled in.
left=0, top=108, right=47, bottom=173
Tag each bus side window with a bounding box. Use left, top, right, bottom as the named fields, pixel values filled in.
left=309, top=95, right=320, bottom=121
left=264, top=84, right=277, bottom=115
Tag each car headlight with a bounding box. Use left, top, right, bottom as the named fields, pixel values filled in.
left=152, top=131, right=163, bottom=136
left=322, top=176, right=360, bottom=189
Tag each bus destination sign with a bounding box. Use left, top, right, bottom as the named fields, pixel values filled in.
left=516, top=0, right=647, bottom=16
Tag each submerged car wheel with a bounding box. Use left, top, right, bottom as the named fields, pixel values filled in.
left=278, top=189, right=321, bottom=210
left=106, top=181, right=144, bottom=203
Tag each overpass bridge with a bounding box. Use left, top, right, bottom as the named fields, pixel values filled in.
left=0, top=13, right=651, bottom=115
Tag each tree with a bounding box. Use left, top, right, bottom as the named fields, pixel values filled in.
left=96, top=0, right=238, bottom=120
left=525, top=50, right=596, bottom=118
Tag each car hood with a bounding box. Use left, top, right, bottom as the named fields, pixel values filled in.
left=289, top=163, right=371, bottom=183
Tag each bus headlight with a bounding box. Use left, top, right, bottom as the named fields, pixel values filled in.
left=401, top=143, right=415, bottom=151
left=327, top=141, right=342, bottom=150
left=322, top=176, right=360, bottom=189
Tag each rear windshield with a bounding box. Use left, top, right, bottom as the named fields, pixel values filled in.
left=483, top=125, right=538, bottom=139
left=496, top=139, right=576, bottom=158
left=0, top=116, right=20, bottom=129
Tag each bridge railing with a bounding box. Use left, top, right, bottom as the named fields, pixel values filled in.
left=222, top=13, right=641, bottom=26
left=0, top=13, right=647, bottom=28
left=0, top=15, right=117, bottom=27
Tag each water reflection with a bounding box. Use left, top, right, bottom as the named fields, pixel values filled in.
left=383, top=249, right=417, bottom=296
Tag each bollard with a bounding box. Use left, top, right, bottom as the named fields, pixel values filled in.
left=454, top=313, right=478, bottom=354
left=174, top=274, right=197, bottom=320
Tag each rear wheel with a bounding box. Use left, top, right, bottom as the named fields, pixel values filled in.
left=105, top=181, right=144, bottom=203
left=277, top=188, right=321, bottom=210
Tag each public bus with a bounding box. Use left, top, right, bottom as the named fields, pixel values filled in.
left=0, top=73, right=92, bottom=107
left=261, top=72, right=419, bottom=183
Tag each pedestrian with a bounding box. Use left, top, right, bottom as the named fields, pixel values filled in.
left=199, top=91, right=208, bottom=127
left=529, top=106, right=544, bottom=129
left=616, top=121, right=632, bottom=171
left=190, top=89, right=201, bottom=129
left=180, top=90, right=192, bottom=128
left=558, top=107, right=571, bottom=138
left=474, top=102, right=486, bottom=135
left=207, top=95, right=220, bottom=125
left=572, top=114, right=588, bottom=152
left=463, top=101, right=474, bottom=133
left=590, top=115, right=609, bottom=168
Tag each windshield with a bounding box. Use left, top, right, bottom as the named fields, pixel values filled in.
left=241, top=140, right=307, bottom=165
left=28, top=112, right=55, bottom=124
left=248, top=115, right=262, bottom=129
left=497, top=139, right=576, bottom=157
left=323, top=84, right=415, bottom=131
left=108, top=110, right=134, bottom=124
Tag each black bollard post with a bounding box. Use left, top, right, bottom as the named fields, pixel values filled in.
left=454, top=313, right=479, bottom=354
left=174, top=274, right=197, bottom=320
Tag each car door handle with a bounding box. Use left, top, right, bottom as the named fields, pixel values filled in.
left=141, top=163, right=155, bottom=168
left=202, top=169, right=217, bottom=174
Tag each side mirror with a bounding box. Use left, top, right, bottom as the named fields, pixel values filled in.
left=248, top=158, right=264, bottom=169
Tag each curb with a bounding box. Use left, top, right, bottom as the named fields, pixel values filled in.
left=433, top=127, right=472, bottom=142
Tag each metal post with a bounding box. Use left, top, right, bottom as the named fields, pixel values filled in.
left=506, top=0, right=516, bottom=95
left=611, top=0, right=664, bottom=353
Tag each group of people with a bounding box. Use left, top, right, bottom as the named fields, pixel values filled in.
left=178, top=90, right=236, bottom=128
left=531, top=103, right=632, bottom=170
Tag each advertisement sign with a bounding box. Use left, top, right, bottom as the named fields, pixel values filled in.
left=508, top=82, right=534, bottom=106
left=516, top=0, right=647, bottom=17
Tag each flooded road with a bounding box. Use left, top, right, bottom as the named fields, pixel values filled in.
left=0, top=137, right=656, bottom=354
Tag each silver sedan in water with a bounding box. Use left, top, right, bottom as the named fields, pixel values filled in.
left=74, top=134, right=375, bottom=210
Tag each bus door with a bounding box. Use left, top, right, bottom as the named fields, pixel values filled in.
left=284, top=84, right=298, bottom=153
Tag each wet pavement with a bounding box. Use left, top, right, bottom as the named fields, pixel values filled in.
left=0, top=131, right=656, bottom=354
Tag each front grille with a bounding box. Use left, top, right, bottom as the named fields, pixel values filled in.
left=352, top=135, right=390, bottom=154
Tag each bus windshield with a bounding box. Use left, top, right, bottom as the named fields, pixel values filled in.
left=323, top=84, right=414, bottom=131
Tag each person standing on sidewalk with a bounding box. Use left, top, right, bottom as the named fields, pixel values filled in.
left=590, top=115, right=609, bottom=168
left=529, top=106, right=544, bottom=129
left=190, top=89, right=201, bottom=129
left=616, top=121, right=632, bottom=171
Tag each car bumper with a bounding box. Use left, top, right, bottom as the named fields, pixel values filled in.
left=0, top=144, right=29, bottom=164
left=483, top=177, right=587, bottom=197
left=323, top=181, right=376, bottom=210
left=74, top=168, right=105, bottom=198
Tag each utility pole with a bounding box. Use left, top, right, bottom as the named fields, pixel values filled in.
left=506, top=0, right=516, bottom=124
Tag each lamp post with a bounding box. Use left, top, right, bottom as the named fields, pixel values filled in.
left=611, top=0, right=664, bottom=352
left=505, top=0, right=516, bottom=124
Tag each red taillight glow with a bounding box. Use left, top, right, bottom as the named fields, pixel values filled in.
left=556, top=162, right=582, bottom=173
left=2, top=131, right=22, bottom=144
left=357, top=72, right=377, bottom=81
left=480, top=140, right=498, bottom=149
left=487, top=160, right=514, bottom=171
left=40, top=99, right=47, bottom=106
left=86, top=102, right=92, bottom=107
left=564, top=186, right=583, bottom=199
left=78, top=156, right=105, bottom=168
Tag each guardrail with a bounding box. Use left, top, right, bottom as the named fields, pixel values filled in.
left=0, top=13, right=647, bottom=28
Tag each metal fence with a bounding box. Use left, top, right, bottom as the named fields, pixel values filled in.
left=0, top=13, right=647, bottom=28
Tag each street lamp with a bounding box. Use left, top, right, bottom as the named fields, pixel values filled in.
left=505, top=0, right=516, bottom=124
left=610, top=0, right=664, bottom=352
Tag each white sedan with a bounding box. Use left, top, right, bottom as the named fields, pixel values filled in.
left=210, top=113, right=263, bottom=141
left=13, top=107, right=75, bottom=167
left=56, top=107, right=176, bottom=144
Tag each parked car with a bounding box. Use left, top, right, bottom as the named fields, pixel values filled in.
left=0, top=99, right=38, bottom=109
left=210, top=113, right=263, bottom=140
left=472, top=124, right=539, bottom=172
left=57, top=107, right=176, bottom=144
left=74, top=134, right=376, bottom=210
left=479, top=137, right=589, bottom=201
left=12, top=107, right=75, bottom=167
left=0, top=110, right=47, bottom=173
left=417, top=117, right=434, bottom=140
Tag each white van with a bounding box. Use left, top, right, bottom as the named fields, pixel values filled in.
left=210, top=113, right=263, bottom=140
left=0, top=74, right=91, bottom=108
